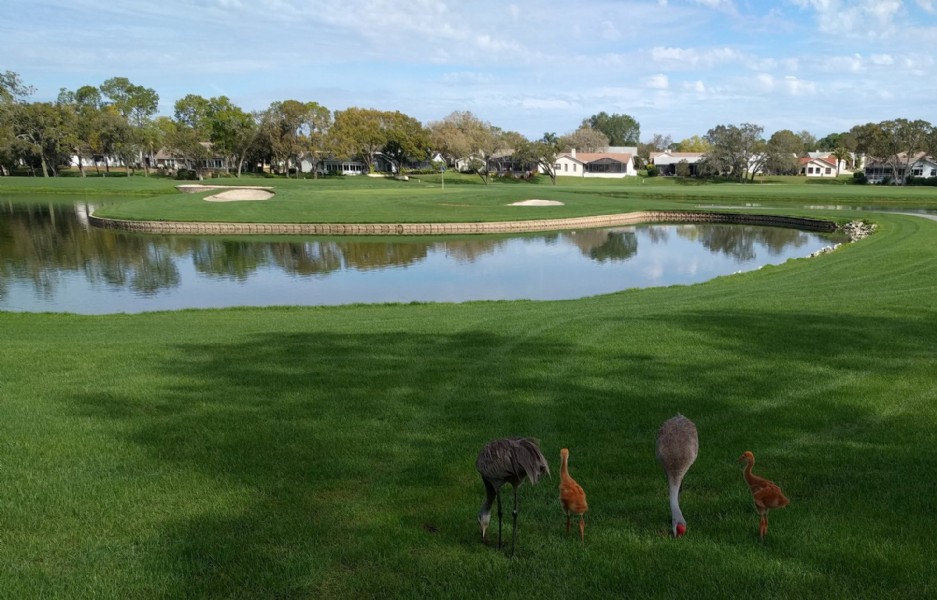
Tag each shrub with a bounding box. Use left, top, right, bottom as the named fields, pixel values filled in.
left=852, top=172, right=868, bottom=185
left=646, top=165, right=660, bottom=177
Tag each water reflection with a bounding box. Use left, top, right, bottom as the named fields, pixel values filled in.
left=1, top=201, right=843, bottom=314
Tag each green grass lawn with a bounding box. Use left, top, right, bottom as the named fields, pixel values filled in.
left=2, top=176, right=937, bottom=598
left=5, top=172, right=937, bottom=224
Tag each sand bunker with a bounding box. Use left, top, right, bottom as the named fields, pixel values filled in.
left=508, top=199, right=565, bottom=206
left=204, top=188, right=275, bottom=202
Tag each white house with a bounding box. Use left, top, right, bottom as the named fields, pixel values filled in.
left=864, top=152, right=937, bottom=184
left=555, top=147, right=637, bottom=178
left=69, top=154, right=124, bottom=169
left=806, top=151, right=855, bottom=175
left=799, top=156, right=838, bottom=178
left=650, top=151, right=705, bottom=176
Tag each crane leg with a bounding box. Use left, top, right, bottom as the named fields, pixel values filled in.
left=496, top=490, right=503, bottom=549
left=579, top=515, right=585, bottom=543
left=511, top=487, right=518, bottom=556
left=565, top=511, right=570, bottom=535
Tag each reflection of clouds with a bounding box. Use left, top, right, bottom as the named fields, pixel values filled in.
left=642, top=260, right=665, bottom=280
left=676, top=258, right=700, bottom=276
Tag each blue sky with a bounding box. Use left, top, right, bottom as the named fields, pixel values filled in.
left=3, top=0, right=936, bottom=142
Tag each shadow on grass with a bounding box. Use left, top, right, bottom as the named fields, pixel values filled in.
left=66, top=307, right=937, bottom=597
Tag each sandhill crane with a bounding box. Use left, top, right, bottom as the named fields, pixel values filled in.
left=559, top=448, right=588, bottom=543
left=655, top=414, right=699, bottom=537
left=476, top=437, right=550, bottom=554
left=738, top=450, right=789, bottom=539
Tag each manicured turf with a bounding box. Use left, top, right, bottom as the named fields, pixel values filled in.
left=2, top=175, right=937, bottom=597
left=6, top=172, right=937, bottom=224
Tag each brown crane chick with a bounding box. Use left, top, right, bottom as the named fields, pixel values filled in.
left=559, top=448, right=589, bottom=543
left=738, top=450, right=789, bottom=539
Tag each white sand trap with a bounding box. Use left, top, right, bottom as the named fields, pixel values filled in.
left=508, top=199, right=565, bottom=206
left=205, top=188, right=275, bottom=202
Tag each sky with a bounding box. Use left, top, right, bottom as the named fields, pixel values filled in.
left=2, top=0, right=937, bottom=142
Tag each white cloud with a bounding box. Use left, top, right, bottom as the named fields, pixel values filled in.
left=755, top=73, right=776, bottom=92
left=784, top=76, right=817, bottom=96
left=645, top=74, right=670, bottom=89
left=600, top=21, right=621, bottom=40
left=918, top=0, right=936, bottom=11
left=870, top=54, right=895, bottom=66
left=826, top=54, right=864, bottom=72
left=790, top=0, right=903, bottom=37
left=517, top=97, right=574, bottom=110
left=650, top=46, right=746, bottom=69
left=691, top=0, right=736, bottom=11
left=683, top=80, right=707, bottom=93
left=441, top=72, right=493, bottom=84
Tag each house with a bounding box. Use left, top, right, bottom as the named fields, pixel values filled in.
left=153, top=143, right=227, bottom=172
left=650, top=151, right=705, bottom=176
left=864, top=152, right=937, bottom=184
left=69, top=154, right=124, bottom=169
left=555, top=147, right=637, bottom=178
left=805, top=151, right=856, bottom=175
left=485, top=151, right=527, bottom=176
left=799, top=156, right=838, bottom=178
left=297, top=151, right=406, bottom=176
left=298, top=154, right=367, bottom=175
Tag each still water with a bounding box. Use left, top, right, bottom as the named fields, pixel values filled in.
left=1, top=200, right=847, bottom=314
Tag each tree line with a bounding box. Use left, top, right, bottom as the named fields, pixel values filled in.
left=2, top=70, right=935, bottom=184
left=663, top=121, right=937, bottom=185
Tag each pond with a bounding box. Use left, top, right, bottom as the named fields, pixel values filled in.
left=1, top=200, right=848, bottom=314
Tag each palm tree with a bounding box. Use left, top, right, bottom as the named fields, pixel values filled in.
left=831, top=146, right=853, bottom=177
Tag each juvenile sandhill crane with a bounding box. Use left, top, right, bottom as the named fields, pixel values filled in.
left=738, top=450, right=789, bottom=539
left=559, top=448, right=588, bottom=543
left=476, top=437, right=550, bottom=554
left=655, top=414, right=699, bottom=537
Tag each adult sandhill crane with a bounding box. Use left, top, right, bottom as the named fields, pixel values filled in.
left=476, top=437, right=550, bottom=554
left=559, top=448, right=588, bottom=543
left=738, top=450, right=789, bottom=539
left=655, top=414, right=699, bottom=537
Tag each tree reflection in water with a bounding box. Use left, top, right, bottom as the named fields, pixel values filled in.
left=675, top=224, right=808, bottom=262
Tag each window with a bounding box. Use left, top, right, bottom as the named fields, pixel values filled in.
left=564, top=164, right=568, bottom=172
left=573, top=164, right=577, bottom=172
left=554, top=163, right=560, bottom=170
left=825, top=168, right=832, bottom=174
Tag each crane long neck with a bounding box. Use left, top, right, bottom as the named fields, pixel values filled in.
left=479, top=478, right=497, bottom=518
left=560, top=454, right=570, bottom=479
left=743, top=459, right=757, bottom=486
left=668, top=478, right=684, bottom=524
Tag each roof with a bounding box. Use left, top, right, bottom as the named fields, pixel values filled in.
left=651, top=151, right=705, bottom=165
left=559, top=152, right=633, bottom=164
left=864, top=152, right=937, bottom=167
left=800, top=156, right=837, bottom=168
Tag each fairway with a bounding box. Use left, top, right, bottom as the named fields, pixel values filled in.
left=2, top=176, right=937, bottom=598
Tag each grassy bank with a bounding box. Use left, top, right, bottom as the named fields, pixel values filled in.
left=5, top=173, right=937, bottom=224
left=2, top=207, right=937, bottom=597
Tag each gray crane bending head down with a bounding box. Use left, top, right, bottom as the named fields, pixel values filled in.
left=476, top=437, right=550, bottom=553
left=655, top=414, right=699, bottom=537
